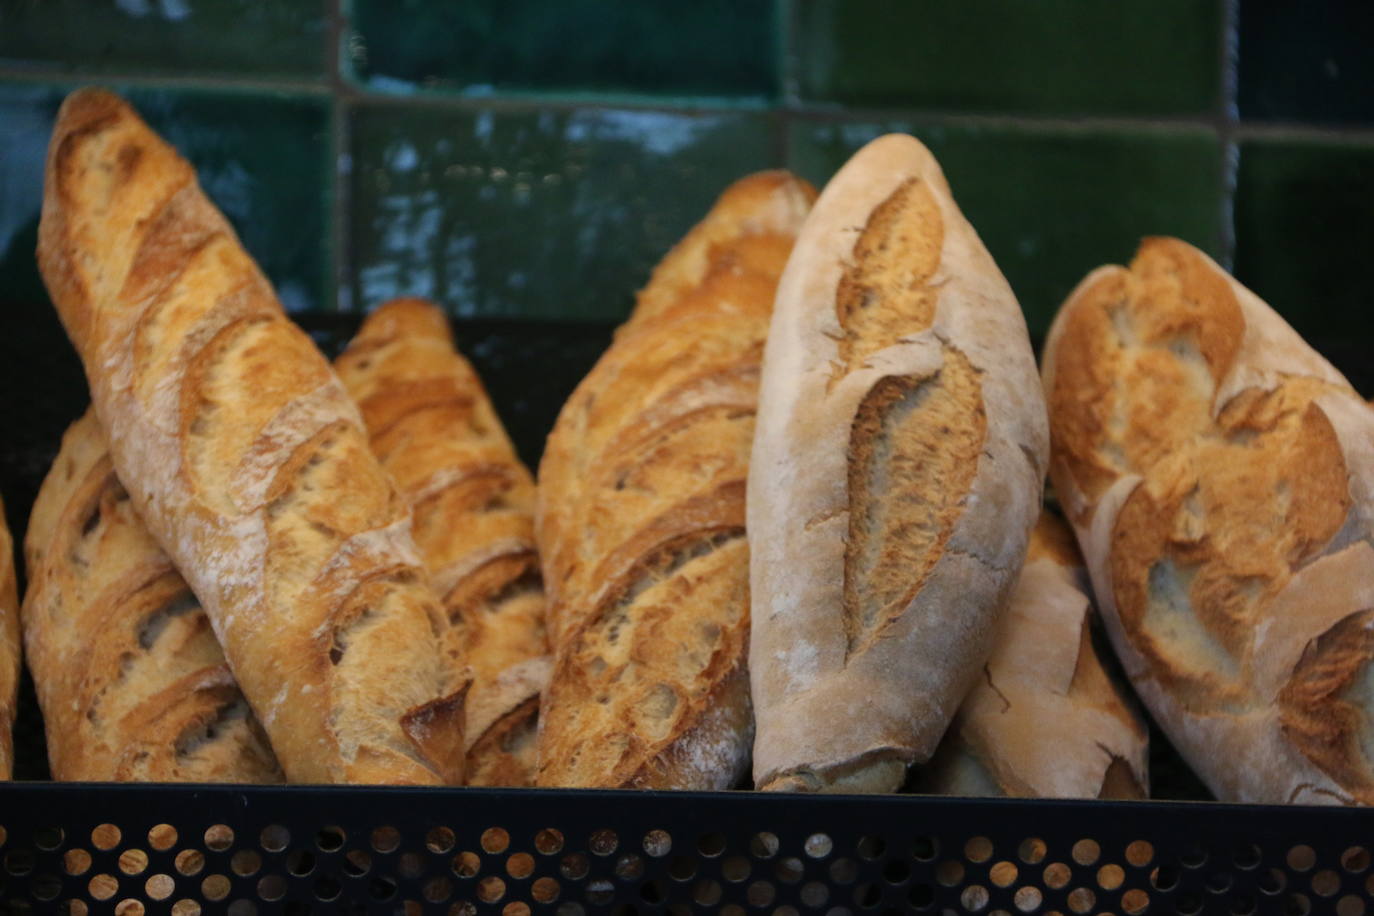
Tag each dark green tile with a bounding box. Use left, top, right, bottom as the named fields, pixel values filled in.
left=349, top=103, right=777, bottom=321
left=789, top=119, right=1225, bottom=333
left=0, top=1, right=327, bottom=80
left=1238, top=4, right=1374, bottom=125
left=1234, top=138, right=1374, bottom=351
left=0, top=82, right=332, bottom=314
left=796, top=0, right=1221, bottom=116
left=345, top=0, right=776, bottom=100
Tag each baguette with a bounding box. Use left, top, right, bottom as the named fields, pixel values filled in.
left=0, top=496, right=17, bottom=779
left=23, top=411, right=282, bottom=782
left=336, top=298, right=548, bottom=787
left=1042, top=236, right=1374, bottom=804
left=536, top=171, right=816, bottom=788
left=37, top=88, right=463, bottom=785
left=917, top=512, right=1148, bottom=798
left=749, top=134, right=1049, bottom=793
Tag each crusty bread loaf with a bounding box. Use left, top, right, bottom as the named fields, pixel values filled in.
left=536, top=171, right=816, bottom=788
left=749, top=134, right=1049, bottom=793
left=1043, top=236, right=1374, bottom=805
left=37, top=88, right=463, bottom=785
left=918, top=512, right=1148, bottom=798
left=336, top=298, right=548, bottom=787
left=0, top=495, right=18, bottom=780
left=23, top=411, right=282, bottom=782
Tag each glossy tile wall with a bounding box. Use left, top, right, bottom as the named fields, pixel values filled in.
left=0, top=0, right=1370, bottom=360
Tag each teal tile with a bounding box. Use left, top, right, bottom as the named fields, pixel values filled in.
left=788, top=119, right=1225, bottom=333
left=0, top=1, right=327, bottom=80
left=1234, top=138, right=1374, bottom=350
left=796, top=0, right=1222, bottom=116
left=0, top=82, right=332, bottom=314
left=349, top=103, right=777, bottom=321
left=1239, top=5, right=1374, bottom=125
left=345, top=0, right=776, bottom=101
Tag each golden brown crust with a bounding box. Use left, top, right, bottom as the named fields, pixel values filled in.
left=536, top=171, right=816, bottom=788
left=1043, top=236, right=1374, bottom=804
left=0, top=496, right=18, bottom=780
left=22, top=413, right=283, bottom=782
left=37, top=89, right=460, bottom=785
left=335, top=298, right=547, bottom=786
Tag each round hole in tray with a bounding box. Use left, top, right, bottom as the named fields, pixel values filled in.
left=1367, top=873, right=1374, bottom=896
left=65, top=901, right=89, bottom=916
left=587, top=828, right=617, bottom=857
left=1121, top=888, right=1150, bottom=915
left=481, top=827, right=510, bottom=855
left=427, top=826, right=456, bottom=855
left=89, top=874, right=119, bottom=901
left=257, top=825, right=287, bottom=854
left=1285, top=893, right=1312, bottom=916
left=585, top=877, right=613, bottom=905
left=148, top=824, right=177, bottom=852
left=559, top=852, right=589, bottom=880
left=508, top=852, right=536, bottom=880
left=31, top=872, right=61, bottom=901
left=556, top=904, right=585, bottom=916
left=64, top=849, right=91, bottom=876
left=170, top=901, right=200, bottom=916
left=33, top=826, right=64, bottom=851
left=1013, top=886, right=1042, bottom=913
left=826, top=908, right=854, bottom=916
left=504, top=903, right=532, bottom=916
left=91, top=824, right=121, bottom=851
left=4, top=848, right=34, bottom=876
left=1233, top=844, right=1262, bottom=870
left=723, top=854, right=751, bottom=882
left=751, top=832, right=780, bottom=860
left=204, top=825, right=234, bottom=853
left=1311, top=869, right=1341, bottom=897
left=533, top=876, right=561, bottom=903
left=936, top=860, right=965, bottom=887
left=801, top=880, right=830, bottom=907
left=145, top=873, right=175, bottom=900
left=854, top=882, right=882, bottom=909
left=1287, top=846, right=1317, bottom=873
left=1097, top=864, right=1124, bottom=890
left=965, top=837, right=994, bottom=864
left=643, top=829, right=672, bottom=858
left=749, top=880, right=777, bottom=907
left=201, top=873, right=231, bottom=901
left=1149, top=865, right=1177, bottom=891
left=830, top=857, right=859, bottom=885
left=668, top=855, right=697, bottom=881
left=1043, top=862, right=1071, bottom=890
left=454, top=851, right=482, bottom=879
left=906, top=883, right=932, bottom=910
left=1259, top=867, right=1287, bottom=894
left=535, top=829, right=565, bottom=856
left=720, top=906, right=746, bottom=916
left=774, top=907, right=801, bottom=916
left=1176, top=893, right=1203, bottom=916
left=1337, top=895, right=1367, bottom=916
left=343, top=849, right=370, bottom=877
left=1066, top=888, right=1095, bottom=914
left=256, top=874, right=286, bottom=902
left=115, top=900, right=146, bottom=916
left=369, top=875, right=398, bottom=900
left=1207, top=872, right=1234, bottom=894
left=453, top=903, right=479, bottom=916
left=858, top=836, right=886, bottom=860
left=777, top=856, right=806, bottom=883
left=806, top=834, right=835, bottom=860
left=286, top=849, right=315, bottom=876
left=1341, top=847, right=1371, bottom=873
left=174, top=850, right=205, bottom=877
left=225, top=901, right=255, bottom=916
left=315, top=826, right=345, bottom=852
left=1179, top=843, right=1208, bottom=869
left=423, top=875, right=453, bottom=903
left=912, top=836, right=938, bottom=862
left=1071, top=840, right=1100, bottom=867
left=961, top=884, right=990, bottom=912
left=1017, top=839, right=1046, bottom=866
left=399, top=851, right=425, bottom=879
left=699, top=832, right=727, bottom=858
left=640, top=878, right=667, bottom=904
left=881, top=858, right=909, bottom=885
left=313, top=875, right=341, bottom=901
left=1125, top=841, right=1154, bottom=868
left=230, top=849, right=261, bottom=877
left=694, top=878, right=723, bottom=906
left=371, top=826, right=401, bottom=854
left=990, top=861, right=1018, bottom=888
left=1231, top=892, right=1257, bottom=915
left=118, top=849, right=148, bottom=876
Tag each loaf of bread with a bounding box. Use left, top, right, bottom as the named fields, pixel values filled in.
left=536, top=171, right=816, bottom=788
left=23, top=411, right=282, bottom=782
left=0, top=496, right=18, bottom=780
left=336, top=298, right=548, bottom=787
left=1043, top=236, right=1374, bottom=805
left=749, top=134, right=1049, bottom=793
left=37, top=88, right=463, bottom=785
left=917, top=512, right=1148, bottom=798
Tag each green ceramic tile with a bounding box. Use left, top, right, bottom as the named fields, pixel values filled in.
left=345, top=0, right=776, bottom=100
left=789, top=119, right=1225, bottom=333
left=795, top=0, right=1221, bottom=116
left=0, top=1, right=327, bottom=79
left=1239, top=5, right=1374, bottom=125
left=1234, top=138, right=1374, bottom=350
left=349, top=103, right=777, bottom=320
left=0, top=82, right=332, bottom=314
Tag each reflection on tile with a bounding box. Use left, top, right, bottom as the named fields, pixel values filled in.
left=345, top=0, right=776, bottom=100
left=349, top=103, right=777, bottom=320
left=789, top=119, right=1224, bottom=333
left=0, top=82, right=332, bottom=314
left=0, top=0, right=327, bottom=79
left=1234, top=138, right=1374, bottom=350
left=795, top=0, right=1221, bottom=116
left=1238, top=4, right=1374, bottom=125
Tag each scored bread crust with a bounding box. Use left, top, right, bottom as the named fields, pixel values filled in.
left=23, top=412, right=282, bottom=782
left=917, top=512, right=1148, bottom=798
left=0, top=496, right=18, bottom=779
left=37, top=88, right=462, bottom=785
left=335, top=298, right=548, bottom=787
left=536, top=171, right=817, bottom=788
left=1042, top=236, right=1374, bottom=805
left=749, top=134, right=1049, bottom=793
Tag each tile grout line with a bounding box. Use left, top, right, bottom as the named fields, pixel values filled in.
left=0, top=65, right=331, bottom=96
left=776, top=0, right=799, bottom=169
left=1218, top=0, right=1241, bottom=271
left=329, top=0, right=350, bottom=314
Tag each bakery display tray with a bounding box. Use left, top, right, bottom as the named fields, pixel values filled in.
left=2, top=305, right=1372, bottom=915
